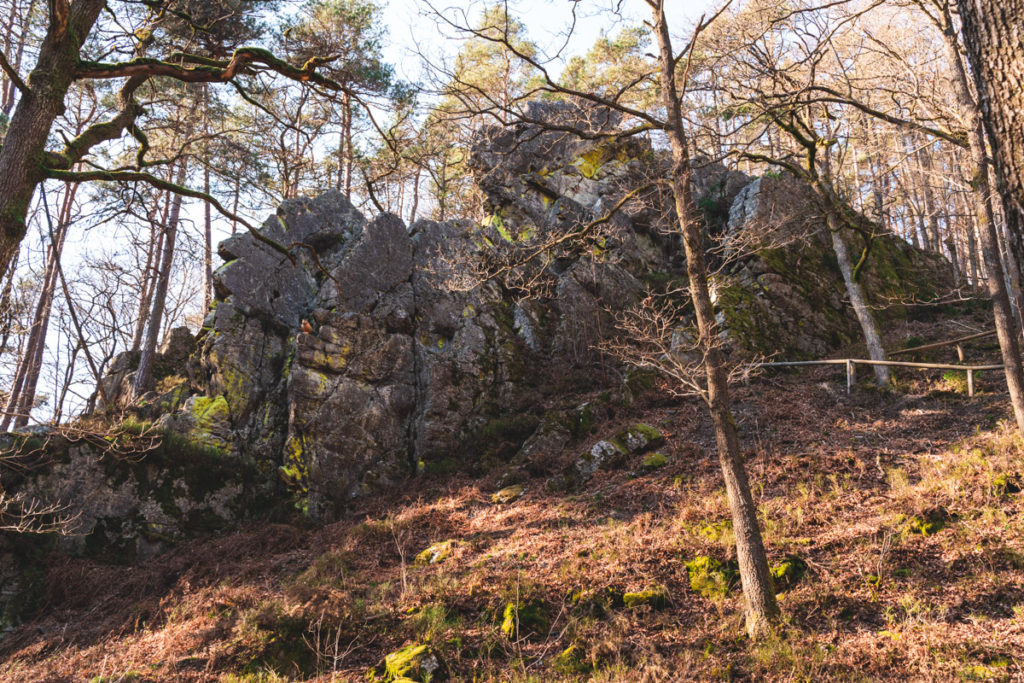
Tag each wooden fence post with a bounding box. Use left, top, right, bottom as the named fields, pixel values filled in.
left=846, top=359, right=855, bottom=395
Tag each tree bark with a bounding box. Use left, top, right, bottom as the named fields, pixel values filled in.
left=409, top=167, right=420, bottom=224
left=0, top=0, right=106, bottom=284
left=651, top=0, right=779, bottom=638
left=204, top=164, right=213, bottom=310
left=956, top=0, right=1024, bottom=319
left=916, top=142, right=942, bottom=252
left=132, top=154, right=189, bottom=398
left=202, top=83, right=213, bottom=311
left=945, top=0, right=1024, bottom=433
left=826, top=216, right=891, bottom=386
left=343, top=91, right=353, bottom=200
left=132, top=189, right=170, bottom=352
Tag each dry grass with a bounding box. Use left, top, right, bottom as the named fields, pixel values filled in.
left=2, top=317, right=1023, bottom=682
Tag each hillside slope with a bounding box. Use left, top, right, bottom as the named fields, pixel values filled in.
left=2, top=315, right=1023, bottom=682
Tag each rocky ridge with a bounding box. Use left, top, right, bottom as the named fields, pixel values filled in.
left=3, top=102, right=951, bottom=549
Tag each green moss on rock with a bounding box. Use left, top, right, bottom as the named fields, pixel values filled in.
left=905, top=513, right=946, bottom=536
left=383, top=643, right=440, bottom=682
left=993, top=473, right=1022, bottom=496
left=500, top=600, right=549, bottom=639
left=551, top=643, right=591, bottom=674
left=685, top=556, right=739, bottom=599
left=415, top=540, right=455, bottom=566
left=770, top=555, right=807, bottom=593
left=641, top=453, right=668, bottom=469
left=622, top=585, right=670, bottom=609
left=491, top=485, right=525, bottom=504
left=612, top=423, right=665, bottom=454
left=187, top=394, right=230, bottom=450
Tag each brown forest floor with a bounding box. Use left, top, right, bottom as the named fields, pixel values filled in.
left=3, top=315, right=1024, bottom=682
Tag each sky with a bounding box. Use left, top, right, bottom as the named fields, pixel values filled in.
left=380, top=0, right=722, bottom=84
left=22, top=0, right=724, bottom=420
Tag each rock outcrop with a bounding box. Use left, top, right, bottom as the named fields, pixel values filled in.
left=23, top=102, right=953, bottom=526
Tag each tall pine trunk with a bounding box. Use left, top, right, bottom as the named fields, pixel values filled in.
left=132, top=154, right=189, bottom=398
left=132, top=189, right=170, bottom=353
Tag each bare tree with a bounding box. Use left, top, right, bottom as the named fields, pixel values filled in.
left=424, top=0, right=780, bottom=636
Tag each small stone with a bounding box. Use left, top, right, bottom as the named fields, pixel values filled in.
left=641, top=453, right=668, bottom=469
left=613, top=423, right=665, bottom=454
left=622, top=586, right=669, bottom=609
left=383, top=643, right=440, bottom=682
left=491, top=485, right=525, bottom=504
left=414, top=540, right=455, bottom=566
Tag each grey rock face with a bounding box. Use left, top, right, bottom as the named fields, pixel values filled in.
left=91, top=102, right=952, bottom=519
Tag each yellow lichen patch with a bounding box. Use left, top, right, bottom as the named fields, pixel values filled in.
left=280, top=434, right=310, bottom=498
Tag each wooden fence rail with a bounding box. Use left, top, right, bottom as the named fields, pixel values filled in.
left=757, top=358, right=1004, bottom=396
left=888, top=329, right=996, bottom=358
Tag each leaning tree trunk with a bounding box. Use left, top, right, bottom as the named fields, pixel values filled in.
left=824, top=209, right=890, bottom=387
left=0, top=0, right=106, bottom=284
left=956, top=0, right=1024, bottom=318
left=940, top=6, right=1024, bottom=434
left=651, top=0, right=779, bottom=638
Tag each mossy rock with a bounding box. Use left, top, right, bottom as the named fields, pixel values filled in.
left=622, top=585, right=670, bottom=609
left=415, top=540, right=455, bottom=566
left=500, top=600, right=548, bottom=639
left=993, top=473, right=1022, bottom=496
left=685, top=556, right=739, bottom=599
left=623, top=367, right=659, bottom=399
left=770, top=555, right=807, bottom=593
left=491, top=485, right=525, bottom=504
left=568, top=586, right=623, bottom=618
left=612, top=423, right=665, bottom=454
left=551, top=643, right=591, bottom=674
left=383, top=643, right=441, bottom=682
left=470, top=413, right=541, bottom=462
left=641, top=453, right=669, bottom=469
left=903, top=507, right=950, bottom=537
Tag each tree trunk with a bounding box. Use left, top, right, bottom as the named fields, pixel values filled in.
left=956, top=0, right=1024, bottom=317
left=132, top=156, right=188, bottom=398
left=343, top=92, right=354, bottom=200
left=916, top=142, right=942, bottom=252
left=204, top=164, right=213, bottom=310
left=0, top=0, right=106, bottom=283
left=202, top=83, right=213, bottom=311
left=827, top=217, right=890, bottom=386
left=651, top=0, right=779, bottom=638
left=945, top=1, right=1024, bottom=433
left=409, top=168, right=420, bottom=225
left=231, top=174, right=240, bottom=235
left=3, top=219, right=66, bottom=428
left=12, top=182, right=76, bottom=427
